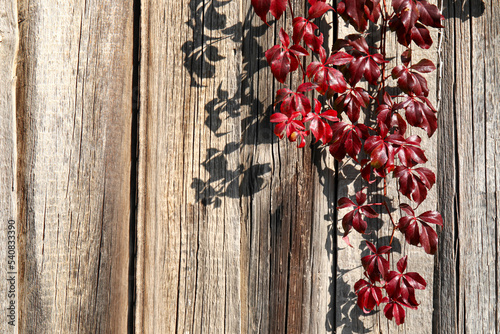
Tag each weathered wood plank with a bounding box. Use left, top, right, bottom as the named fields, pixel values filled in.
left=447, top=0, right=499, bottom=332
left=136, top=0, right=242, bottom=332
left=0, top=1, right=18, bottom=333
left=433, top=0, right=459, bottom=332
left=16, top=1, right=134, bottom=332
left=239, top=1, right=337, bottom=333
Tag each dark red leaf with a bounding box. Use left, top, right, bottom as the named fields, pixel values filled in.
left=361, top=241, right=390, bottom=282
left=384, top=298, right=409, bottom=325
left=338, top=0, right=369, bottom=32
left=335, top=86, right=370, bottom=123
left=364, top=135, right=395, bottom=170
left=307, top=58, right=348, bottom=97
left=355, top=279, right=383, bottom=312
left=411, top=23, right=433, bottom=49
left=388, top=134, right=427, bottom=167
left=297, top=82, right=318, bottom=93
left=308, top=1, right=334, bottom=19
left=398, top=95, right=437, bottom=136
left=386, top=256, right=426, bottom=306
left=401, top=48, right=411, bottom=66
left=279, top=91, right=311, bottom=117
left=398, top=0, right=419, bottom=32
left=393, top=166, right=435, bottom=204
left=270, top=0, right=287, bottom=20
left=416, top=0, right=444, bottom=28
left=329, top=122, right=368, bottom=161
left=337, top=189, right=380, bottom=236
left=252, top=0, right=271, bottom=24
left=303, top=99, right=337, bottom=143
left=398, top=205, right=443, bottom=254
left=326, top=51, right=354, bottom=66
left=292, top=17, right=324, bottom=52
left=410, top=59, right=436, bottom=73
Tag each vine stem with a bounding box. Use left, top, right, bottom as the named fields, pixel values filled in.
left=287, top=0, right=295, bottom=20
left=383, top=200, right=397, bottom=264
left=380, top=13, right=388, bottom=96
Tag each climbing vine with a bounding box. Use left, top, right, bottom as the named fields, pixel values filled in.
left=251, top=0, right=444, bottom=325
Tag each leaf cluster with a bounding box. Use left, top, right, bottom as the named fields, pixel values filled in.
left=250, top=0, right=444, bottom=325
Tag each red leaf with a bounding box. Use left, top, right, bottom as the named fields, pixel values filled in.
left=266, top=31, right=310, bottom=83
left=398, top=95, right=437, bottom=136
left=279, top=27, right=290, bottom=47
left=307, top=59, right=348, bottom=97
left=329, top=122, right=368, bottom=161
left=335, top=86, right=370, bottom=123
left=416, top=0, right=444, bottom=28
left=383, top=298, right=408, bottom=325
left=398, top=0, right=418, bottom=32
left=270, top=0, right=287, bottom=20
left=339, top=0, right=369, bottom=32
left=308, top=1, right=333, bottom=19
left=303, top=99, right=337, bottom=143
left=361, top=241, right=390, bottom=282
left=297, top=82, right=318, bottom=93
left=364, top=135, right=395, bottom=170
left=337, top=189, right=380, bottom=236
left=289, top=45, right=309, bottom=57
left=398, top=206, right=443, bottom=254
left=355, top=279, right=383, bottom=313
left=411, top=23, right=433, bottom=49
left=410, top=59, right=436, bottom=73
left=292, top=17, right=323, bottom=52
left=386, top=256, right=426, bottom=306
left=252, top=0, right=271, bottom=24
left=388, top=134, right=427, bottom=167
left=393, top=166, right=435, bottom=204
left=326, top=51, right=354, bottom=66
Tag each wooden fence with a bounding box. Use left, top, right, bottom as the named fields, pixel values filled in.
left=0, top=0, right=498, bottom=333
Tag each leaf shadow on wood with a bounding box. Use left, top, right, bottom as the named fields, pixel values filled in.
left=184, top=1, right=274, bottom=206
left=443, top=0, right=485, bottom=21
left=182, top=0, right=243, bottom=88
left=320, top=150, right=402, bottom=333
left=191, top=144, right=272, bottom=207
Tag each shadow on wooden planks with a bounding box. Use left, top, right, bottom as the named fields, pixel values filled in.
left=443, top=0, right=485, bottom=21
left=182, top=0, right=272, bottom=207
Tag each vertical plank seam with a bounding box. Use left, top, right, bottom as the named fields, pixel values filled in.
left=129, top=0, right=141, bottom=332
left=452, top=1, right=461, bottom=330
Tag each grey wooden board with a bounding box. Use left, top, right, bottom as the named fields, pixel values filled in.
left=0, top=0, right=18, bottom=333
left=136, top=0, right=242, bottom=332
left=239, top=1, right=336, bottom=333
left=15, top=1, right=134, bottom=332
left=435, top=0, right=500, bottom=333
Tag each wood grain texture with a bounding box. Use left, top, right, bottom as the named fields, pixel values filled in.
left=0, top=0, right=18, bottom=333
left=239, top=1, right=336, bottom=333
left=15, top=1, right=133, bottom=332
left=436, top=0, right=500, bottom=333
left=136, top=0, right=242, bottom=332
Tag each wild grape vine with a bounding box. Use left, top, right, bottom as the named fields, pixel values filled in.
left=251, top=0, right=444, bottom=325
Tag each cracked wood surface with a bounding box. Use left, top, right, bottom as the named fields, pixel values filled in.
left=136, top=0, right=243, bottom=332
left=15, top=1, right=134, bottom=332
left=0, top=1, right=18, bottom=333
